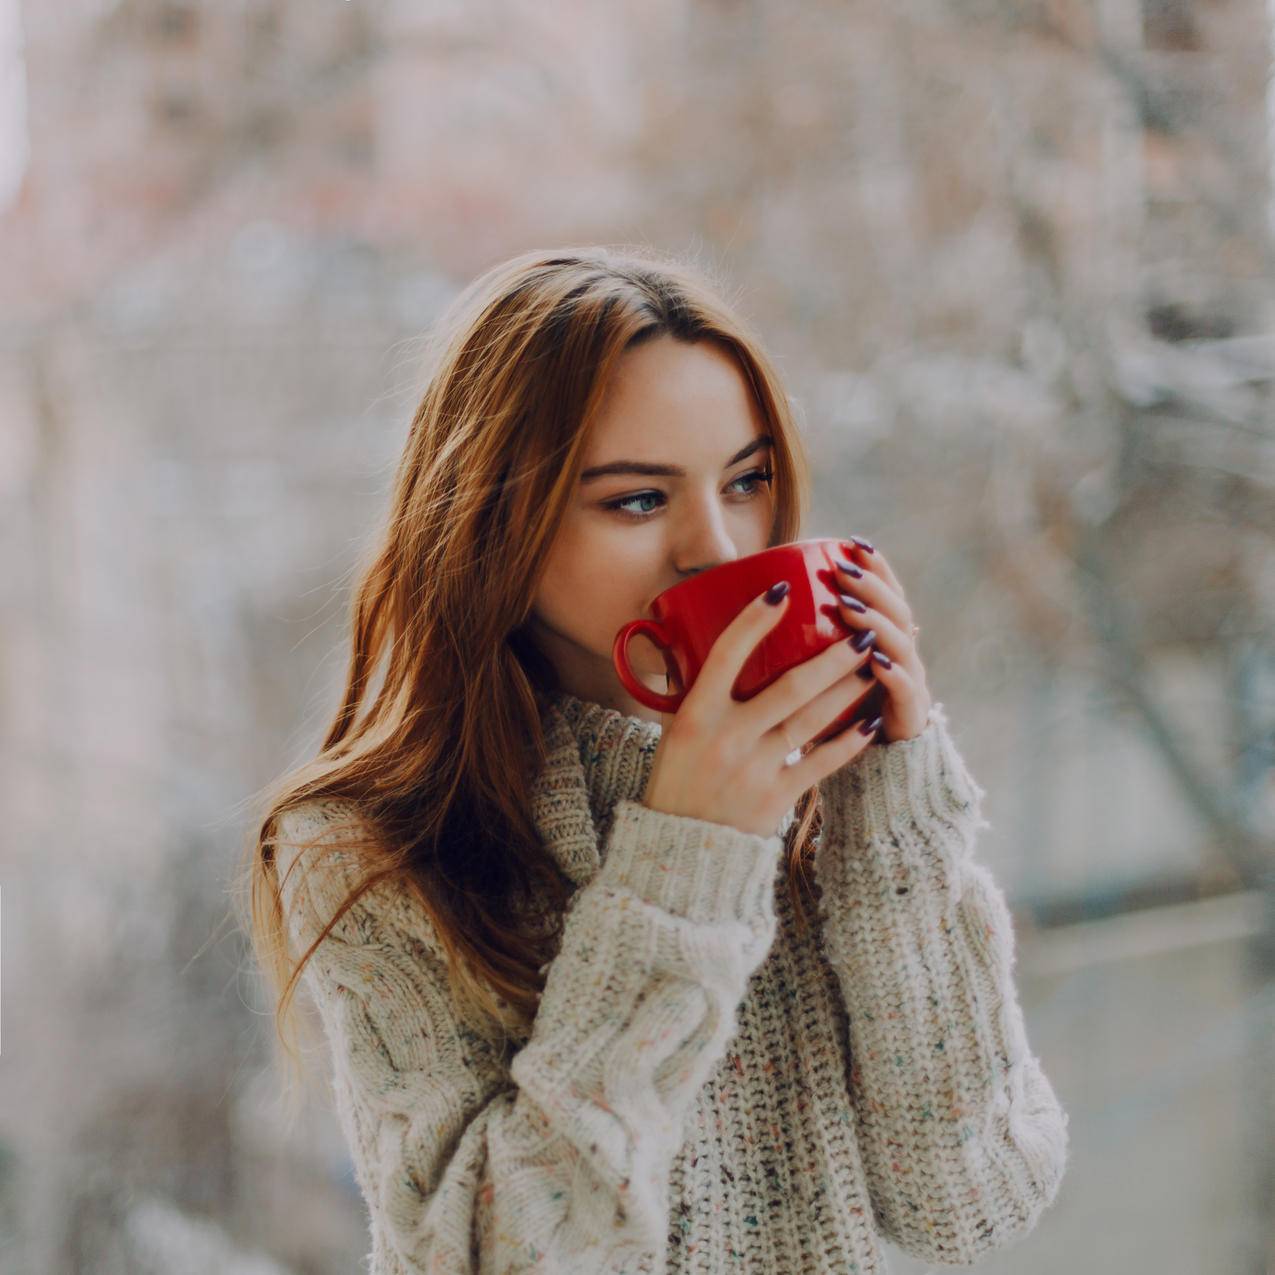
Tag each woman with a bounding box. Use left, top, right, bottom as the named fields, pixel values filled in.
left=239, top=245, right=1069, bottom=1274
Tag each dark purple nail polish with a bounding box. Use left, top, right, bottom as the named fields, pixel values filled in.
left=851, top=627, right=877, bottom=652
left=764, top=580, right=790, bottom=605
left=855, top=665, right=875, bottom=680
left=838, top=593, right=867, bottom=614
left=858, top=714, right=884, bottom=736
left=851, top=535, right=875, bottom=554
left=835, top=556, right=864, bottom=578
left=871, top=649, right=892, bottom=669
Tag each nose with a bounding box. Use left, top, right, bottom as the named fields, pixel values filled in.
left=672, top=500, right=743, bottom=578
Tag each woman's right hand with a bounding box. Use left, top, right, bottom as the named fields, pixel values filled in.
left=641, top=582, right=883, bottom=838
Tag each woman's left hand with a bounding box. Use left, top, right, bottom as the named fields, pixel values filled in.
left=830, top=535, right=933, bottom=743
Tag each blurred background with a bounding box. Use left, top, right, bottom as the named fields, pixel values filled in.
left=1, top=1, right=1272, bottom=1272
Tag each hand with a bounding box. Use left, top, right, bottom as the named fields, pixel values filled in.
left=642, top=581, right=885, bottom=838
left=830, top=535, right=933, bottom=743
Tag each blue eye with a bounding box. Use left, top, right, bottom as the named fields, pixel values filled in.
left=602, top=468, right=774, bottom=522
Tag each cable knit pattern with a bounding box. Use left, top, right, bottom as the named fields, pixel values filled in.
left=272, top=692, right=1067, bottom=1274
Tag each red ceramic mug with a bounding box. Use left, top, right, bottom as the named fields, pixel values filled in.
left=612, top=537, right=886, bottom=745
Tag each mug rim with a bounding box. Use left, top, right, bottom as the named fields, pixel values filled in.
left=646, top=536, right=842, bottom=608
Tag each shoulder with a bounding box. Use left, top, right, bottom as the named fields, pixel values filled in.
left=271, top=798, right=374, bottom=900
left=273, top=795, right=369, bottom=848
left=271, top=798, right=441, bottom=958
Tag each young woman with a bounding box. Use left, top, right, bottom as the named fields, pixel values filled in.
left=240, top=245, right=1069, bottom=1274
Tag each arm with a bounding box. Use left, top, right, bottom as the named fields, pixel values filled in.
left=274, top=797, right=784, bottom=1274
left=812, top=702, right=1069, bottom=1265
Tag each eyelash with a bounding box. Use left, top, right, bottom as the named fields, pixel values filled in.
left=601, top=468, right=775, bottom=522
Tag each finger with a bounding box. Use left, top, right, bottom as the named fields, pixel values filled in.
left=744, top=626, right=878, bottom=739
left=837, top=537, right=908, bottom=602
left=773, top=662, right=879, bottom=763
left=863, top=648, right=921, bottom=712
left=784, top=701, right=882, bottom=789
left=833, top=596, right=921, bottom=674
left=688, top=580, right=794, bottom=716
left=829, top=553, right=913, bottom=636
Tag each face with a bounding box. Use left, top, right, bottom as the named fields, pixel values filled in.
left=525, top=334, right=776, bottom=722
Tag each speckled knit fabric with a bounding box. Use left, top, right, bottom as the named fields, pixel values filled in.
left=273, top=692, right=1069, bottom=1274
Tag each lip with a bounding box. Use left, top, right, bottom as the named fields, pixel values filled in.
left=645, top=585, right=681, bottom=611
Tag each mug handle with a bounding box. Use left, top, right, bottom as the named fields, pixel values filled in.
left=612, top=619, right=685, bottom=714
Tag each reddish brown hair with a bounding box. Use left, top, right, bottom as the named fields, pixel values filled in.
left=232, top=244, right=825, bottom=1119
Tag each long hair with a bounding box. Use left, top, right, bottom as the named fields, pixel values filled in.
left=233, top=244, right=826, bottom=1121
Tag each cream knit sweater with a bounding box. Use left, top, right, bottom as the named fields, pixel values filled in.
left=273, top=691, right=1069, bottom=1274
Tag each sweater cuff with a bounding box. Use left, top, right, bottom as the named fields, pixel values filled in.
left=599, top=798, right=784, bottom=926
left=819, top=700, right=990, bottom=853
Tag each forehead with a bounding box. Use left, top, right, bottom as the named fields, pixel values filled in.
left=586, top=336, right=767, bottom=455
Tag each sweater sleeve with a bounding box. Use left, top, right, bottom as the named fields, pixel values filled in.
left=273, top=798, right=784, bottom=1275
left=812, top=702, right=1069, bottom=1265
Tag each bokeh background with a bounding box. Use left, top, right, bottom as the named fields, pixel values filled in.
left=2, top=2, right=1273, bottom=1272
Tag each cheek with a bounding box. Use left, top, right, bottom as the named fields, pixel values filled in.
left=540, top=519, right=647, bottom=617
left=556, top=516, right=650, bottom=580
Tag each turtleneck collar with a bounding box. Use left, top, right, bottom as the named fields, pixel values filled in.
left=519, top=687, right=664, bottom=887
left=547, top=688, right=663, bottom=836
left=549, top=687, right=663, bottom=741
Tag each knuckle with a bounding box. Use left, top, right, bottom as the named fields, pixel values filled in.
left=676, top=703, right=710, bottom=737
left=777, top=662, right=818, bottom=703
left=704, top=738, right=737, bottom=775
left=831, top=646, right=864, bottom=684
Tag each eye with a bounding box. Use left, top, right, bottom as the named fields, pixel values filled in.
left=601, top=467, right=774, bottom=522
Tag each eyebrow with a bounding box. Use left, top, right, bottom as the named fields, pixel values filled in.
left=579, top=434, right=774, bottom=484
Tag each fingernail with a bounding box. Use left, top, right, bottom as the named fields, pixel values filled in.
left=871, top=649, right=892, bottom=669
left=838, top=592, right=868, bottom=614
left=851, top=627, right=877, bottom=652
left=858, top=714, right=883, bottom=735
left=764, top=580, right=790, bottom=604
left=855, top=666, right=875, bottom=680
left=835, top=556, right=864, bottom=578
left=850, top=535, right=875, bottom=554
